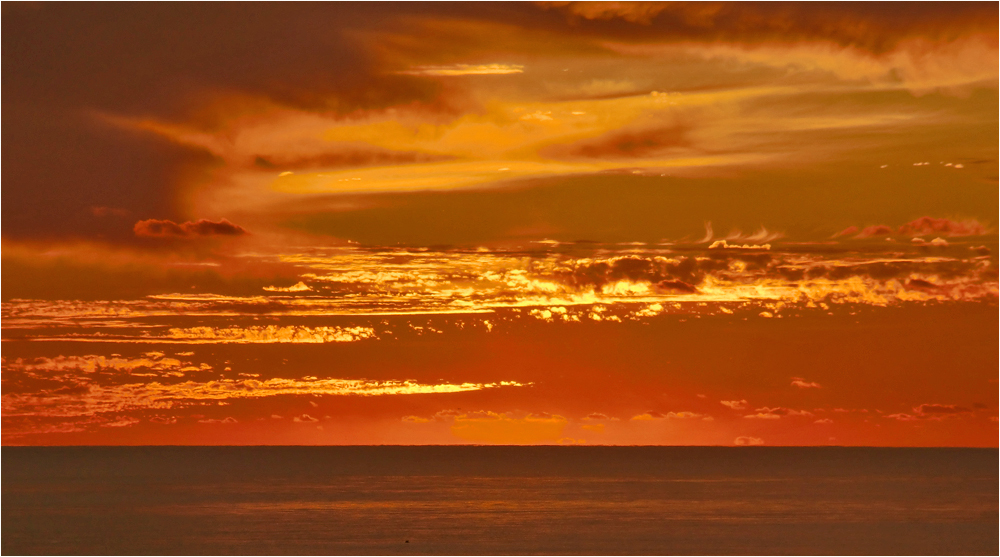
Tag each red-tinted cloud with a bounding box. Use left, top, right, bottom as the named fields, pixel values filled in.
left=134, top=218, right=249, bottom=239
left=898, top=217, right=988, bottom=237
left=837, top=217, right=990, bottom=240
left=832, top=226, right=859, bottom=238
left=854, top=225, right=894, bottom=239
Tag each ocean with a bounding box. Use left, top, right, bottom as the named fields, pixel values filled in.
left=3, top=447, right=997, bottom=555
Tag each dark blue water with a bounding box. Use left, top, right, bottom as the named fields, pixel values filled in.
left=3, top=447, right=997, bottom=555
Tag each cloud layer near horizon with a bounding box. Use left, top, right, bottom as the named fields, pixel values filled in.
left=2, top=3, right=996, bottom=447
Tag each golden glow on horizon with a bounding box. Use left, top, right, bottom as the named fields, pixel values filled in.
left=2, top=3, right=997, bottom=447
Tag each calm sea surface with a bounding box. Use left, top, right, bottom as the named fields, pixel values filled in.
left=2, top=447, right=997, bottom=555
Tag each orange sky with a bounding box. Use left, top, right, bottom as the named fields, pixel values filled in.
left=2, top=2, right=997, bottom=446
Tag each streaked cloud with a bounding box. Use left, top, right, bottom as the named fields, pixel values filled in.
left=791, top=377, right=822, bottom=389
left=398, top=63, right=524, bottom=76
left=3, top=353, right=203, bottom=377
left=5, top=240, right=996, bottom=346
left=744, top=407, right=815, bottom=420
left=161, top=326, right=376, bottom=344
left=3, top=374, right=530, bottom=421
left=631, top=411, right=706, bottom=420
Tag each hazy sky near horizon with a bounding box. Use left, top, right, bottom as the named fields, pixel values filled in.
left=2, top=2, right=997, bottom=446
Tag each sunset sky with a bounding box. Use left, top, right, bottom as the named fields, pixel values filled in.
left=3, top=2, right=997, bottom=446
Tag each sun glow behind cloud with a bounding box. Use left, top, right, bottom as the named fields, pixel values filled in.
left=2, top=3, right=997, bottom=446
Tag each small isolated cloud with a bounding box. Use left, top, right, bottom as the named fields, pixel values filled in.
left=402, top=415, right=430, bottom=423
left=914, top=403, right=971, bottom=416
left=791, top=377, right=822, bottom=389
left=432, top=409, right=463, bottom=421
left=399, top=64, right=524, bottom=76
left=293, top=414, right=319, bottom=423
left=583, top=412, right=611, bottom=421
left=734, top=436, right=764, bottom=446
left=134, top=218, right=248, bottom=239
left=198, top=416, right=238, bottom=424
left=697, top=221, right=714, bottom=243
left=103, top=417, right=141, bottom=428
left=744, top=411, right=782, bottom=420
left=720, top=400, right=748, bottom=410
left=263, top=282, right=312, bottom=292
left=631, top=412, right=663, bottom=420
left=631, top=411, right=704, bottom=420
left=149, top=416, right=177, bottom=425
left=744, top=407, right=814, bottom=419
left=814, top=418, right=834, bottom=425
left=885, top=413, right=918, bottom=421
